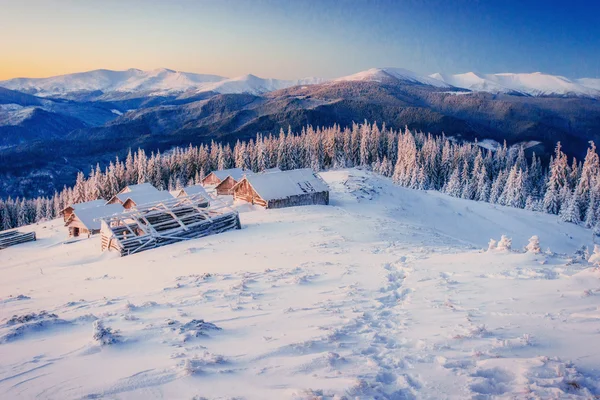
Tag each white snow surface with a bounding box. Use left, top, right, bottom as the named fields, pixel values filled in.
left=431, top=71, right=600, bottom=97
left=1, top=169, right=600, bottom=399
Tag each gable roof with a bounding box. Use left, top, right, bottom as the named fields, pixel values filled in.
left=210, top=168, right=248, bottom=182
left=64, top=199, right=107, bottom=213
left=239, top=168, right=328, bottom=201
left=121, top=190, right=174, bottom=206
left=117, top=182, right=157, bottom=195
left=69, top=203, right=124, bottom=231
left=111, top=183, right=173, bottom=206
left=176, top=185, right=210, bottom=199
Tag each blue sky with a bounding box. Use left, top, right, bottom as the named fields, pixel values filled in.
left=1, top=0, right=599, bottom=79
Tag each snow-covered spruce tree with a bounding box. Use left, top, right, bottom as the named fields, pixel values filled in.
left=560, top=190, right=581, bottom=224
left=5, top=122, right=600, bottom=232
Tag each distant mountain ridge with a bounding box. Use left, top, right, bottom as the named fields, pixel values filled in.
left=2, top=67, right=599, bottom=99
left=430, top=71, right=600, bottom=97
left=0, top=68, right=327, bottom=98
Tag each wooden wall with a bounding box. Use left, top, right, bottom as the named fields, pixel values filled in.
left=266, top=191, right=329, bottom=209
left=232, top=180, right=267, bottom=206
left=202, top=173, right=222, bottom=185
left=232, top=179, right=329, bottom=209
left=216, top=176, right=238, bottom=195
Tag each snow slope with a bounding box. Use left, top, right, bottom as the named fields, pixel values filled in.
left=336, top=67, right=451, bottom=88
left=431, top=71, right=600, bottom=97
left=1, top=169, right=599, bottom=399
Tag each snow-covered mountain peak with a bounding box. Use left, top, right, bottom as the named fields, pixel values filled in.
left=336, top=67, right=450, bottom=88
left=431, top=71, right=600, bottom=97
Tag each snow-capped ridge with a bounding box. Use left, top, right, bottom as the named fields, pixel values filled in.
left=431, top=71, right=600, bottom=97
left=336, top=67, right=450, bottom=88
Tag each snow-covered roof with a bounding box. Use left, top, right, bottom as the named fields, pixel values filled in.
left=177, top=185, right=210, bottom=198
left=68, top=199, right=107, bottom=211
left=72, top=203, right=124, bottom=231
left=122, top=191, right=174, bottom=206
left=242, top=168, right=328, bottom=201
left=114, top=183, right=173, bottom=205
left=261, top=167, right=282, bottom=174
left=210, top=168, right=248, bottom=181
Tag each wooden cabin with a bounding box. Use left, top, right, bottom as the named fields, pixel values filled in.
left=173, top=185, right=211, bottom=207
left=202, top=168, right=247, bottom=187
left=62, top=199, right=106, bottom=222
left=231, top=168, right=329, bottom=209
left=64, top=202, right=124, bottom=237
left=107, top=183, right=173, bottom=209
left=215, top=176, right=240, bottom=196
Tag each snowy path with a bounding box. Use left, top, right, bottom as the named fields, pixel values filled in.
left=1, top=169, right=599, bottom=399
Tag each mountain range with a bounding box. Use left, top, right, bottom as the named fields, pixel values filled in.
left=1, top=67, right=600, bottom=198
left=2, top=67, right=600, bottom=98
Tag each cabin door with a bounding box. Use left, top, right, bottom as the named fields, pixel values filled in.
left=73, top=227, right=80, bottom=237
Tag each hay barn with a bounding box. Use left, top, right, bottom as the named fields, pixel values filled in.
left=107, top=183, right=173, bottom=209
left=232, top=168, right=329, bottom=209
left=63, top=201, right=124, bottom=237
left=99, top=193, right=240, bottom=256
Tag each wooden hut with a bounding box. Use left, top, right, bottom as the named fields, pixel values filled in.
left=202, top=168, right=247, bottom=187
left=64, top=202, right=124, bottom=237
left=62, top=199, right=106, bottom=222
left=173, top=185, right=211, bottom=207
left=99, top=193, right=240, bottom=256
left=231, top=168, right=329, bottom=209
left=107, top=183, right=173, bottom=209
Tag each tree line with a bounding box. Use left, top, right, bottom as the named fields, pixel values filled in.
left=1, top=122, right=599, bottom=235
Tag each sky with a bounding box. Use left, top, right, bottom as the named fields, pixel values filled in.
left=1, top=0, right=599, bottom=80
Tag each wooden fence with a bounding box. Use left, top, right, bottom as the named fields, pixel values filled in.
left=0, top=230, right=36, bottom=249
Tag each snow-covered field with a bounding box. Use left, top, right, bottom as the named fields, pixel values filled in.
left=1, top=169, right=599, bottom=399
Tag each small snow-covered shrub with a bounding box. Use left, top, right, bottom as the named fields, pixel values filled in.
left=497, top=235, right=512, bottom=251
left=525, top=236, right=541, bottom=254
left=93, top=320, right=121, bottom=345
left=7, top=311, right=58, bottom=325
left=488, top=239, right=498, bottom=251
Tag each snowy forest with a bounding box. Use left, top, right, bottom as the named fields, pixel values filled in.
left=1, top=122, right=600, bottom=235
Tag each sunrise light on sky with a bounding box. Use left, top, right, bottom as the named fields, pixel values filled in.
left=1, top=0, right=599, bottom=80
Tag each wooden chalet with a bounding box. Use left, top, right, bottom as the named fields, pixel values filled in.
left=99, top=193, right=240, bottom=256
left=202, top=168, right=247, bottom=188
left=62, top=199, right=105, bottom=222
left=63, top=201, right=124, bottom=237
left=107, top=183, right=173, bottom=209
left=231, top=168, right=329, bottom=209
